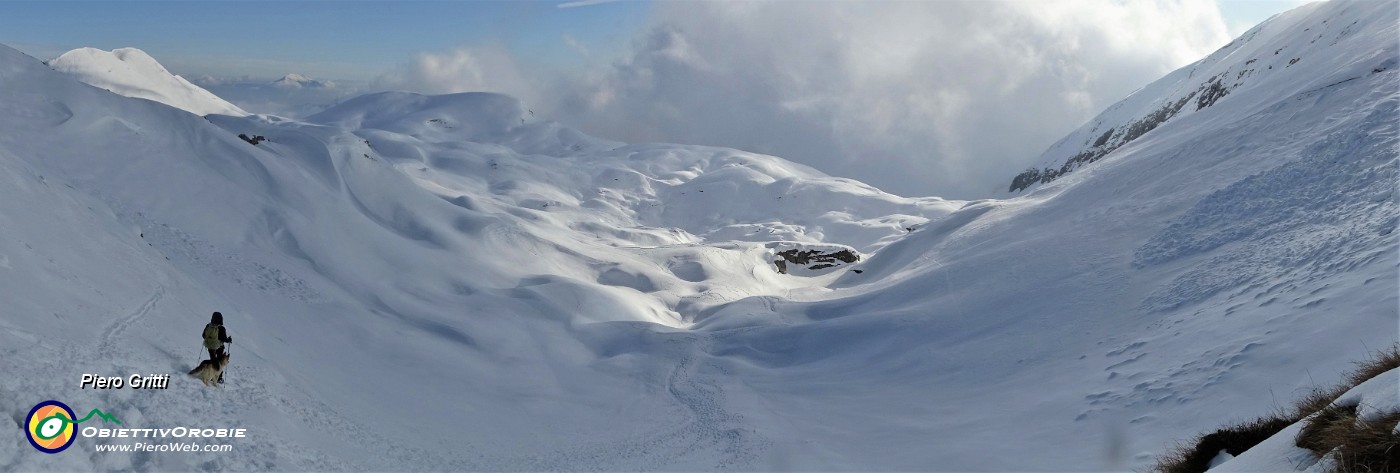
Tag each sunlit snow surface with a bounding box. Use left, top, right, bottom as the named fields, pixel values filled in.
left=49, top=47, right=249, bottom=117
left=1, top=1, right=1396, bottom=470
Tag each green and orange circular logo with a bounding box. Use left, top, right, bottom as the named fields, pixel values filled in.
left=26, top=400, right=77, bottom=454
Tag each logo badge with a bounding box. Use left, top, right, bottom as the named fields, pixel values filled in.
left=26, top=400, right=77, bottom=454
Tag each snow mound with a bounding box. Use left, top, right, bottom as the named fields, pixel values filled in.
left=48, top=47, right=249, bottom=116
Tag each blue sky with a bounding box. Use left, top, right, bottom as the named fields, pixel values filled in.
left=1218, top=0, right=1313, bottom=35
left=0, top=1, right=652, bottom=79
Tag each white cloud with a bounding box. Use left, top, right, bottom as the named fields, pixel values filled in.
left=563, top=33, right=591, bottom=58
left=371, top=46, right=542, bottom=107
left=557, top=0, right=623, bottom=9
left=374, top=1, right=1232, bottom=198
left=545, top=0, right=1231, bottom=197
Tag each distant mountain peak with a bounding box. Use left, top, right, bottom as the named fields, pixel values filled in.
left=49, top=46, right=248, bottom=116
left=272, top=73, right=334, bottom=89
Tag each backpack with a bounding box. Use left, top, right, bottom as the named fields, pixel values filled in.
left=203, top=323, right=222, bottom=350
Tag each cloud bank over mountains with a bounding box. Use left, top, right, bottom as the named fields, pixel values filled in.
left=216, top=0, right=1235, bottom=198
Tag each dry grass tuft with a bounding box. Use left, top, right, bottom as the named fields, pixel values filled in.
left=1153, top=416, right=1294, bottom=473
left=1345, top=345, right=1400, bottom=388
left=1152, top=344, right=1400, bottom=473
left=1297, top=402, right=1360, bottom=455
left=1328, top=411, right=1400, bottom=472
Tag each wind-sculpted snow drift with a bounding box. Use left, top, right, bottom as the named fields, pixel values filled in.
left=0, top=1, right=1396, bottom=470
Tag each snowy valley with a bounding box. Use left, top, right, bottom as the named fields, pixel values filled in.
left=1, top=1, right=1396, bottom=471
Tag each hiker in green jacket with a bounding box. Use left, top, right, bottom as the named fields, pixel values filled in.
left=202, top=311, right=233, bottom=383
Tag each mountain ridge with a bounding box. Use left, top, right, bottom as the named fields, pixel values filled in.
left=1008, top=0, right=1394, bottom=193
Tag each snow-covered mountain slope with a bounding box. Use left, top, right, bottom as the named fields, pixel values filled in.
left=799, top=0, right=1395, bottom=467
left=48, top=47, right=249, bottom=117
left=301, top=90, right=950, bottom=254
left=0, top=40, right=950, bottom=470
left=0, top=0, right=1395, bottom=471
left=1009, top=0, right=1396, bottom=193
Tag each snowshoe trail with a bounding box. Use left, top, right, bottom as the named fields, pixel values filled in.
left=98, top=286, right=164, bottom=355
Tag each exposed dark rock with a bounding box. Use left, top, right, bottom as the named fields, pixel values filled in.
left=1010, top=85, right=1199, bottom=192
left=773, top=248, right=860, bottom=274
left=1092, top=128, right=1114, bottom=147
left=1196, top=75, right=1230, bottom=110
